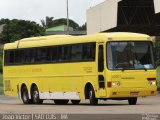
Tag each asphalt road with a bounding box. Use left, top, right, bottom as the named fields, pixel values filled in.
left=0, top=94, right=160, bottom=114
left=1, top=95, right=160, bottom=120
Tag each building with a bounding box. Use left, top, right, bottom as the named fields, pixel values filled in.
left=87, top=0, right=160, bottom=36
left=46, top=25, right=86, bottom=36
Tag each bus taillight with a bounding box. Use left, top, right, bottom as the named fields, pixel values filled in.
left=147, top=78, right=156, bottom=81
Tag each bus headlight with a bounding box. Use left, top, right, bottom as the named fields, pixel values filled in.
left=148, top=81, right=156, bottom=86
left=112, top=81, right=120, bottom=87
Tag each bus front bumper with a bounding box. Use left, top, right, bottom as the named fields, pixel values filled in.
left=106, top=87, right=157, bottom=98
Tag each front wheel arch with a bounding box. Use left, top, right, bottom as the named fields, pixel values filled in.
left=84, top=82, right=94, bottom=99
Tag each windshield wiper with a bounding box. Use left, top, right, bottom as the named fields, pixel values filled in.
left=121, top=65, right=134, bottom=72
left=143, top=65, right=147, bottom=71
left=122, top=65, right=126, bottom=72
left=121, top=62, right=129, bottom=72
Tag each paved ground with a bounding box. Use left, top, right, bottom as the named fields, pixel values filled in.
left=0, top=94, right=160, bottom=114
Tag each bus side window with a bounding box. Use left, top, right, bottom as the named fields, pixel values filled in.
left=71, top=44, right=82, bottom=61
left=58, top=45, right=71, bottom=62
left=30, top=49, right=35, bottom=63
left=58, top=46, right=63, bottom=62
left=35, top=48, right=46, bottom=63
left=25, top=49, right=35, bottom=63
left=4, top=51, right=11, bottom=65
left=82, top=43, right=95, bottom=61
left=15, top=50, right=25, bottom=64
left=10, top=51, right=15, bottom=64
left=63, top=45, right=71, bottom=61
left=46, top=47, right=52, bottom=62
left=52, top=46, right=58, bottom=62
left=25, top=49, right=30, bottom=63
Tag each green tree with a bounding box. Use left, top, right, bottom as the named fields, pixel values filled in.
left=41, top=16, right=54, bottom=28
left=0, top=53, right=2, bottom=72
left=0, top=18, right=10, bottom=25
left=78, top=23, right=86, bottom=31
left=0, top=19, right=45, bottom=43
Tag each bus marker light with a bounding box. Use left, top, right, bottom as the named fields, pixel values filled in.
left=107, top=82, right=112, bottom=88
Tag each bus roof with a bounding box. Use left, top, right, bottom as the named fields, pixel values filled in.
left=4, top=32, right=150, bottom=50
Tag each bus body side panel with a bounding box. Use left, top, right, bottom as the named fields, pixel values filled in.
left=3, top=66, right=43, bottom=99
left=3, top=61, right=98, bottom=100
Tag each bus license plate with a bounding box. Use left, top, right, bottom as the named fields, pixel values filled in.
left=130, top=92, right=138, bottom=96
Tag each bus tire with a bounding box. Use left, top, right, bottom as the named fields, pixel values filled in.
left=31, top=86, right=43, bottom=104
left=54, top=100, right=69, bottom=105
left=128, top=97, right=137, bottom=105
left=89, top=86, right=98, bottom=105
left=21, top=86, right=32, bottom=104
left=71, top=100, right=80, bottom=105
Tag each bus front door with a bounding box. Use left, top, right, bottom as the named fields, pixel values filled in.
left=98, top=44, right=107, bottom=97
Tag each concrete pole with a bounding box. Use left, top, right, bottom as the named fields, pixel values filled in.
left=67, top=0, right=69, bottom=35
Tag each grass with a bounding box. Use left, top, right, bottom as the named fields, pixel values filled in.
left=157, top=66, right=160, bottom=91
left=0, top=54, right=2, bottom=73
left=0, top=73, right=3, bottom=94
left=0, top=51, right=3, bottom=94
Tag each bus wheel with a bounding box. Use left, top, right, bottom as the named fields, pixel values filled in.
left=71, top=100, right=80, bottom=105
left=54, top=100, right=69, bottom=105
left=21, top=86, right=32, bottom=104
left=31, top=86, right=43, bottom=104
left=89, top=86, right=98, bottom=105
left=128, top=97, right=137, bottom=105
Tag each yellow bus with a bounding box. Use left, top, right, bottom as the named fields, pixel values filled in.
left=3, top=32, right=157, bottom=105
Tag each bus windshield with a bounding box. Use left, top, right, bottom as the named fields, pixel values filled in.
left=107, top=41, right=155, bottom=70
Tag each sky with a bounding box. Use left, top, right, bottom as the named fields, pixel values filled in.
left=0, top=0, right=105, bottom=26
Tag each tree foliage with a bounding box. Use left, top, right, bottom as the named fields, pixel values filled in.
left=78, top=23, right=86, bottom=31
left=0, top=53, right=2, bottom=72
left=0, top=19, right=45, bottom=43
left=0, top=18, right=10, bottom=25
left=41, top=16, right=54, bottom=28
